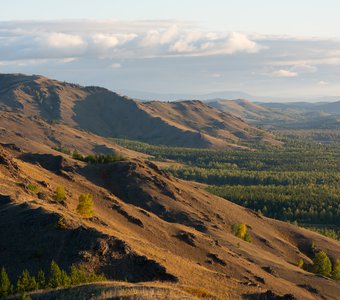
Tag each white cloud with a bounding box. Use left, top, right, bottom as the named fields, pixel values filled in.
left=0, top=20, right=263, bottom=61
left=223, top=32, right=260, bottom=54
left=318, top=80, right=329, bottom=85
left=291, top=63, right=317, bottom=73
left=45, top=33, right=85, bottom=49
left=272, top=69, right=298, bottom=78
left=211, top=73, right=221, bottom=78
left=111, top=63, right=121, bottom=69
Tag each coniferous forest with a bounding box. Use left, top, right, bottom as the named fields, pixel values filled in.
left=114, top=136, right=340, bottom=239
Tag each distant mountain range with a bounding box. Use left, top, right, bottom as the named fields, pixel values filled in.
left=0, top=73, right=278, bottom=149
left=206, top=99, right=340, bottom=130
left=118, top=88, right=340, bottom=104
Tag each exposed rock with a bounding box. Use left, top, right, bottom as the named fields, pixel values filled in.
left=175, top=231, right=197, bottom=247
left=206, top=253, right=226, bottom=266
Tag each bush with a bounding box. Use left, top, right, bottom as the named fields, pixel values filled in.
left=53, top=187, right=66, bottom=203
left=70, top=265, right=105, bottom=285
left=232, top=223, right=251, bottom=243
left=27, top=184, right=39, bottom=194
left=77, top=194, right=94, bottom=218
left=297, top=258, right=304, bottom=269
left=72, top=150, right=84, bottom=161
left=0, top=267, right=12, bottom=297
left=312, top=251, right=332, bottom=277
left=332, top=259, right=340, bottom=281
left=53, top=146, right=71, bottom=155
left=84, top=153, right=123, bottom=164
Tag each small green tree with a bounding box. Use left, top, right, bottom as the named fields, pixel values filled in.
left=70, top=265, right=81, bottom=285
left=236, top=223, right=247, bottom=239
left=297, top=258, right=304, bottom=269
left=244, top=232, right=252, bottom=243
left=16, top=270, right=36, bottom=293
left=331, top=259, right=340, bottom=281
left=48, top=261, right=62, bottom=288
left=36, top=270, right=46, bottom=289
left=312, top=251, right=332, bottom=277
left=231, top=223, right=251, bottom=242
left=53, top=187, right=66, bottom=203
left=60, top=270, right=71, bottom=287
left=0, top=267, right=12, bottom=297
left=77, top=194, right=94, bottom=218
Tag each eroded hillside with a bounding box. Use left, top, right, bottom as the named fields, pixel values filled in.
left=0, top=144, right=339, bottom=299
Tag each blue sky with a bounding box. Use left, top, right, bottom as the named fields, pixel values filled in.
left=1, top=1, right=340, bottom=99
left=2, top=0, right=340, bottom=37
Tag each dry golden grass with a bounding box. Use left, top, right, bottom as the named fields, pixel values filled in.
left=10, top=282, right=201, bottom=300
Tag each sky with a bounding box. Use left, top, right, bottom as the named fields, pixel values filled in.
left=1, top=0, right=340, bottom=100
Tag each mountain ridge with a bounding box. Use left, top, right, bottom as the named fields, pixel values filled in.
left=0, top=73, right=279, bottom=148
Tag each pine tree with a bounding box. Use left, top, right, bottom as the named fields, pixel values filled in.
left=28, top=276, right=37, bottom=291
left=331, top=259, right=340, bottom=281
left=0, top=267, right=12, bottom=297
left=60, top=270, right=71, bottom=287
left=312, top=251, right=332, bottom=277
left=48, top=261, right=62, bottom=288
left=37, top=270, right=46, bottom=289
left=236, top=223, right=247, bottom=239
left=77, top=194, right=94, bottom=218
left=17, top=270, right=34, bottom=293
left=70, top=265, right=81, bottom=285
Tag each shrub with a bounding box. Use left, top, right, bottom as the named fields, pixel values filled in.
left=297, top=258, right=304, bottom=269
left=232, top=223, right=251, bottom=243
left=0, top=267, right=12, bottom=297
left=53, top=187, right=66, bottom=203
left=77, top=194, right=94, bottom=218
left=53, top=146, right=71, bottom=155
left=72, top=151, right=123, bottom=164
left=27, top=184, right=39, bottom=194
left=331, top=259, right=340, bottom=281
left=70, top=265, right=106, bottom=285
left=312, top=251, right=332, bottom=277
left=72, top=150, right=84, bottom=161
left=244, top=232, right=252, bottom=243
left=84, top=153, right=123, bottom=164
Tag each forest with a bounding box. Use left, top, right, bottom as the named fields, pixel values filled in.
left=114, top=137, right=340, bottom=239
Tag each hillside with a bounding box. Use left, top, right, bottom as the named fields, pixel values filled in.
left=0, top=73, right=278, bottom=149
left=141, top=100, right=278, bottom=148
left=207, top=99, right=340, bottom=130
left=206, top=99, right=289, bottom=123
left=0, top=143, right=339, bottom=299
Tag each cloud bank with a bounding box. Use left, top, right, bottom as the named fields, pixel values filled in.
left=0, top=20, right=262, bottom=62
left=1, top=20, right=340, bottom=97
